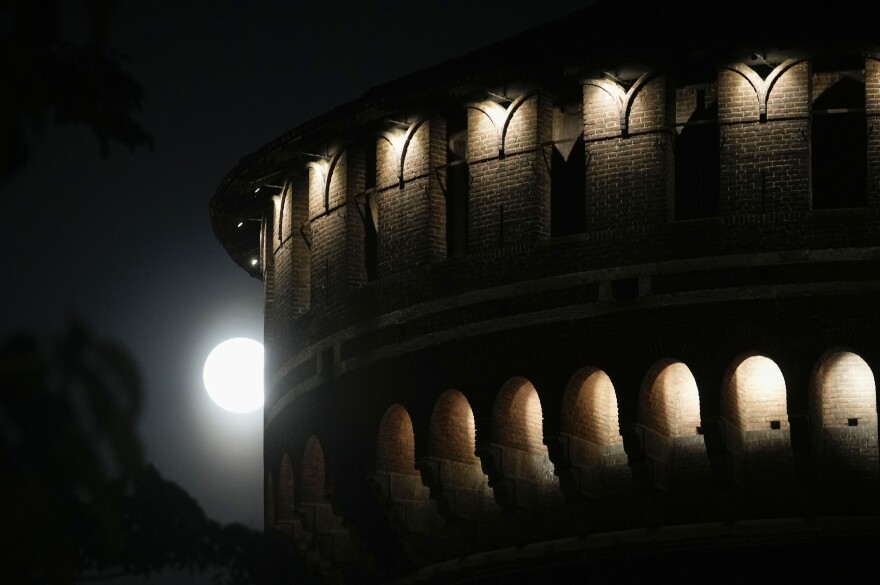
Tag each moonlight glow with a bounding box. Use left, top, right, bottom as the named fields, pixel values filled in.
left=203, top=338, right=264, bottom=413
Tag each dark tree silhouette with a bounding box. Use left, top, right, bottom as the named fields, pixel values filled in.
left=0, top=0, right=153, bottom=181
left=0, top=326, right=305, bottom=584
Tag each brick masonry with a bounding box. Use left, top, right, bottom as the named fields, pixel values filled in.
left=228, top=51, right=880, bottom=582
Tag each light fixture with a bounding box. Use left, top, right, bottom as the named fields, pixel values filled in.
left=237, top=221, right=244, bottom=228
left=250, top=258, right=259, bottom=267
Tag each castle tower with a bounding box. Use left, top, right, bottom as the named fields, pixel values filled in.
left=211, top=3, right=880, bottom=582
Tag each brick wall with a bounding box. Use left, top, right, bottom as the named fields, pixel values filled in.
left=718, top=64, right=810, bottom=215
left=271, top=177, right=311, bottom=361
left=277, top=453, right=295, bottom=520
left=376, top=117, right=447, bottom=276
left=467, top=92, right=551, bottom=251
left=867, top=58, right=880, bottom=207
left=308, top=149, right=366, bottom=311
left=584, top=75, right=670, bottom=236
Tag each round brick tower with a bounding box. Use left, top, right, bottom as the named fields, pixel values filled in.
left=211, top=3, right=880, bottom=582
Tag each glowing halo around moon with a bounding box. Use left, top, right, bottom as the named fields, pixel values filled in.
left=203, top=338, right=264, bottom=413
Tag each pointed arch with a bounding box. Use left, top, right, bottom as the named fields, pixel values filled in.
left=467, top=89, right=537, bottom=155
left=323, top=147, right=347, bottom=211
left=377, top=118, right=428, bottom=188
left=723, top=58, right=805, bottom=120
left=584, top=70, right=659, bottom=135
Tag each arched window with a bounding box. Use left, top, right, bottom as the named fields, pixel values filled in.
left=811, top=56, right=867, bottom=209
left=673, top=82, right=719, bottom=219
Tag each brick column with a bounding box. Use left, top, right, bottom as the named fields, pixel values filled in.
left=583, top=74, right=669, bottom=238
left=376, top=116, right=447, bottom=276
left=272, top=176, right=310, bottom=358
left=717, top=62, right=809, bottom=215
left=866, top=58, right=880, bottom=207
left=467, top=91, right=552, bottom=251
left=308, top=148, right=366, bottom=312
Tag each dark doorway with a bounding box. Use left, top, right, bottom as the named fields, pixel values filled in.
left=550, top=136, right=586, bottom=236
left=446, top=110, right=469, bottom=257
left=675, top=88, right=720, bottom=219
left=811, top=59, right=867, bottom=209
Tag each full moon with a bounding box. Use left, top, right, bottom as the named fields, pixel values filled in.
left=203, top=338, right=264, bottom=413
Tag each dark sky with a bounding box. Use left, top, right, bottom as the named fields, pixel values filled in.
left=1, top=0, right=590, bottom=528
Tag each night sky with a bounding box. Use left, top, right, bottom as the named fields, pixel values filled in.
left=1, top=1, right=590, bottom=528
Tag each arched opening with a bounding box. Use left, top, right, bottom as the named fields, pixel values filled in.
left=445, top=110, right=469, bottom=257
left=811, top=56, right=867, bottom=209
left=430, top=390, right=479, bottom=465
left=562, top=367, right=622, bottom=447
left=300, top=436, right=327, bottom=504
left=721, top=354, right=794, bottom=513
left=639, top=360, right=701, bottom=439
left=298, top=435, right=358, bottom=562
left=276, top=454, right=296, bottom=529
left=810, top=349, right=878, bottom=491
left=550, top=103, right=586, bottom=236
left=638, top=360, right=709, bottom=517
left=560, top=367, right=631, bottom=521
left=376, top=404, right=418, bottom=475
left=673, top=82, right=719, bottom=219
left=488, top=377, right=559, bottom=509
left=374, top=405, right=437, bottom=535
left=425, top=390, right=492, bottom=519
left=722, top=354, right=788, bottom=433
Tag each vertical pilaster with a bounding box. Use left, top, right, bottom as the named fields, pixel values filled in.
left=308, top=149, right=366, bottom=313
left=467, top=91, right=552, bottom=252
left=376, top=116, right=447, bottom=276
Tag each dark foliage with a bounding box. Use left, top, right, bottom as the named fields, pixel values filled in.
left=0, top=0, right=153, bottom=181
left=0, top=326, right=304, bottom=584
